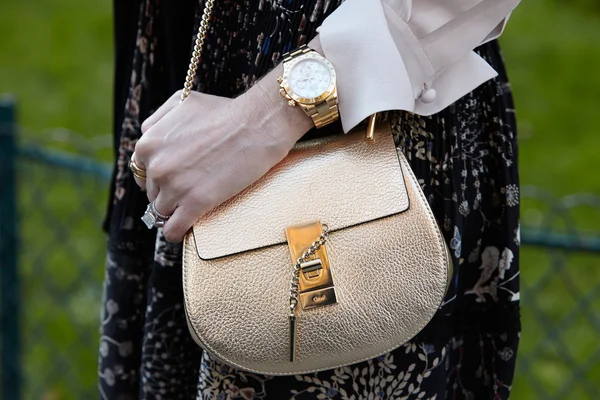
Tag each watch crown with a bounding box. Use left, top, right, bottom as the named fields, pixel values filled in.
left=277, top=76, right=283, bottom=84
left=288, top=99, right=297, bottom=107
left=279, top=88, right=287, bottom=98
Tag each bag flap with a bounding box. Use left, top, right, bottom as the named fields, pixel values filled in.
left=191, top=124, right=409, bottom=260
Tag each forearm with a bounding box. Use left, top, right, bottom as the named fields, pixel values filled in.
left=239, top=37, right=324, bottom=149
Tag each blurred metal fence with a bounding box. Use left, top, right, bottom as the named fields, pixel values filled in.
left=1, top=98, right=599, bottom=399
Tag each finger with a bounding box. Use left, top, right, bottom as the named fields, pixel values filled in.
left=153, top=191, right=178, bottom=221
left=133, top=175, right=147, bottom=190
left=141, top=90, right=182, bottom=134
left=145, top=176, right=159, bottom=203
left=161, top=206, right=198, bottom=243
left=130, top=152, right=147, bottom=190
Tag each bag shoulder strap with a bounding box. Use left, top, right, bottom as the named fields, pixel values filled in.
left=180, top=0, right=216, bottom=102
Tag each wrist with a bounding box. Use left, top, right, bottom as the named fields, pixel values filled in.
left=245, top=64, right=314, bottom=147
left=238, top=37, right=328, bottom=149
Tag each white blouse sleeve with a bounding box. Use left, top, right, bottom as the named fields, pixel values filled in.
left=318, top=0, right=521, bottom=132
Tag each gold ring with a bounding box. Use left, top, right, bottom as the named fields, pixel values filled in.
left=129, top=153, right=147, bottom=179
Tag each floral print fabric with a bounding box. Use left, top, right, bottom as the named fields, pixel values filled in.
left=100, top=0, right=521, bottom=399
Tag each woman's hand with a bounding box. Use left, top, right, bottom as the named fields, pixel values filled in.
left=133, top=65, right=313, bottom=242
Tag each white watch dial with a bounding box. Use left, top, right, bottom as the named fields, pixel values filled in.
left=288, top=59, right=331, bottom=99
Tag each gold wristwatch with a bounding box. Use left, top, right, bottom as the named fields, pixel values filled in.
left=277, top=45, right=339, bottom=129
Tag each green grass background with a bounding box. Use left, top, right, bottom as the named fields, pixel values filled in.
left=1, top=0, right=599, bottom=398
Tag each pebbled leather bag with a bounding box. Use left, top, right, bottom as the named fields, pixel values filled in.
left=181, top=0, right=452, bottom=376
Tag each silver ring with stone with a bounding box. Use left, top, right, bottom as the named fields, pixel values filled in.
left=141, top=201, right=171, bottom=229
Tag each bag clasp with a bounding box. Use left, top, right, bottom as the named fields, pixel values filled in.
left=286, top=221, right=338, bottom=310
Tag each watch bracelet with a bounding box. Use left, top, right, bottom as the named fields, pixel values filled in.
left=304, top=99, right=339, bottom=129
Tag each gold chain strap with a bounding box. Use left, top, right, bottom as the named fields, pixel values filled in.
left=180, top=0, right=216, bottom=103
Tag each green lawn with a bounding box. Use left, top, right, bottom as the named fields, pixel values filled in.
left=1, top=0, right=599, bottom=399
left=0, top=1, right=113, bottom=136
left=502, top=0, right=600, bottom=198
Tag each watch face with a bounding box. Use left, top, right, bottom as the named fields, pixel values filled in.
left=288, top=58, right=332, bottom=99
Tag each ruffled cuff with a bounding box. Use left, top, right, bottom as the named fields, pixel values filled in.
left=318, top=0, right=514, bottom=132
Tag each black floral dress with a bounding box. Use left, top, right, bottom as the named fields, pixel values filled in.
left=100, top=0, right=521, bottom=399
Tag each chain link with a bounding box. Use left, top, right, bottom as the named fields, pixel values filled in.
left=180, top=0, right=215, bottom=103
left=288, top=225, right=329, bottom=316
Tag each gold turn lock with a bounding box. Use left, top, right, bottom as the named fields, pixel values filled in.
left=285, top=221, right=338, bottom=362
left=298, top=256, right=337, bottom=310
left=300, top=259, right=323, bottom=279
left=286, top=222, right=338, bottom=311
left=298, top=258, right=337, bottom=309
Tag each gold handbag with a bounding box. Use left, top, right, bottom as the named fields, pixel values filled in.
left=181, top=0, right=452, bottom=376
